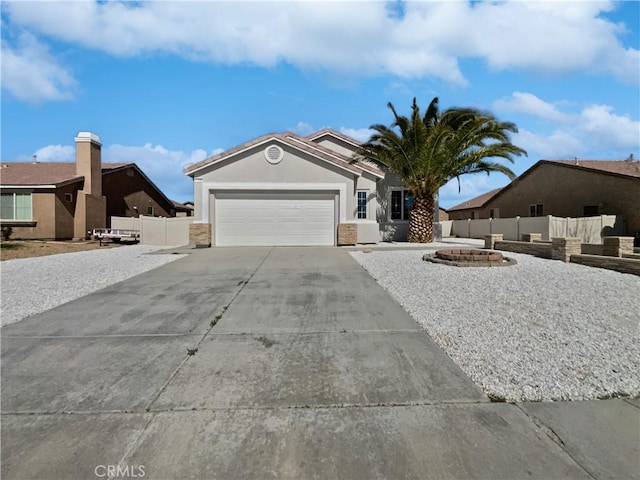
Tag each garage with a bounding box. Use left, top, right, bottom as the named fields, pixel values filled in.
left=214, top=192, right=336, bottom=246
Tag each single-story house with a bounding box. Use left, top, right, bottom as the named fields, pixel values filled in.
left=172, top=200, right=194, bottom=217
left=1, top=132, right=177, bottom=239
left=448, top=158, right=640, bottom=236
left=184, top=128, right=447, bottom=246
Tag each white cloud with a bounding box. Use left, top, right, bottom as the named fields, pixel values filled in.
left=291, top=121, right=314, bottom=136
left=105, top=143, right=219, bottom=201
left=25, top=141, right=221, bottom=202
left=32, top=144, right=75, bottom=162
left=512, top=129, right=586, bottom=159
left=439, top=175, right=499, bottom=208
left=0, top=32, right=77, bottom=103
left=3, top=1, right=638, bottom=86
left=494, top=92, right=571, bottom=123
left=339, top=127, right=374, bottom=143
left=495, top=92, right=639, bottom=159
left=577, top=104, right=640, bottom=149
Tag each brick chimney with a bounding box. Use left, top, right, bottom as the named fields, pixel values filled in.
left=75, top=132, right=102, bottom=196
left=73, top=131, right=106, bottom=239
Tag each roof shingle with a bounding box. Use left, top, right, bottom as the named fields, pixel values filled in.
left=0, top=162, right=130, bottom=186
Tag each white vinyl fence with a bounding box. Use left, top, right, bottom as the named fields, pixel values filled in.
left=446, top=215, right=619, bottom=244
left=111, top=216, right=194, bottom=246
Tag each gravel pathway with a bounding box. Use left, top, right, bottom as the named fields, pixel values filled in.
left=1, top=245, right=186, bottom=327
left=350, top=249, right=640, bottom=402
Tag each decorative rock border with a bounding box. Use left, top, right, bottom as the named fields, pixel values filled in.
left=423, top=249, right=517, bottom=267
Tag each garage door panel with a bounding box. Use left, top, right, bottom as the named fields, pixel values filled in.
left=214, top=192, right=335, bottom=246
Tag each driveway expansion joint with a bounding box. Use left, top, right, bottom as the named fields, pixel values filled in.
left=142, top=247, right=274, bottom=412
left=623, top=398, right=640, bottom=409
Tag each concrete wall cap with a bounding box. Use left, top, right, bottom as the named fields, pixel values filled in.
left=74, top=132, right=102, bottom=146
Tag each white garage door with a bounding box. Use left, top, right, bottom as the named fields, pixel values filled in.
left=214, top=192, right=335, bottom=246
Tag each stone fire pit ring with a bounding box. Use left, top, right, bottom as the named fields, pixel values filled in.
left=423, top=249, right=517, bottom=267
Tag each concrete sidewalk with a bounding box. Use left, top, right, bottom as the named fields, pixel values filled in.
left=1, top=247, right=638, bottom=479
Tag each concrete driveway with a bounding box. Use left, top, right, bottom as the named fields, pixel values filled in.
left=1, top=247, right=637, bottom=479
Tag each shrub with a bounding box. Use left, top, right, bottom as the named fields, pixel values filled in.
left=1, top=226, right=13, bottom=241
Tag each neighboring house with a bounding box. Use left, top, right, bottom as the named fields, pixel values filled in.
left=185, top=128, right=448, bottom=246
left=447, top=188, right=503, bottom=220
left=447, top=158, right=640, bottom=236
left=0, top=132, right=176, bottom=239
left=172, top=200, right=194, bottom=217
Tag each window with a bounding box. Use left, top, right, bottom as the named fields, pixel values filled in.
left=390, top=189, right=413, bottom=220
left=64, top=193, right=73, bottom=202
left=529, top=204, right=543, bottom=217
left=146, top=206, right=154, bottom=216
left=583, top=205, right=600, bottom=216
left=470, top=211, right=475, bottom=220
left=0, top=193, right=32, bottom=220
left=356, top=190, right=368, bottom=219
left=490, top=208, right=499, bottom=219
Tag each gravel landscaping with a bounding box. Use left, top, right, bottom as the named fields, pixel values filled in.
left=350, top=248, right=640, bottom=402
left=1, top=245, right=186, bottom=327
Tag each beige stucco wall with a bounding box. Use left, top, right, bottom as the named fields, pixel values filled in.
left=5, top=191, right=56, bottom=239
left=54, top=184, right=81, bottom=239
left=486, top=163, right=640, bottom=235
left=74, top=192, right=106, bottom=239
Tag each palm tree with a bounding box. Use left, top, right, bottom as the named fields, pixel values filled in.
left=355, top=97, right=527, bottom=242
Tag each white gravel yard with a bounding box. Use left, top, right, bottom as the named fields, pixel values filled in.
left=1, top=245, right=186, bottom=327
left=350, top=248, right=640, bottom=402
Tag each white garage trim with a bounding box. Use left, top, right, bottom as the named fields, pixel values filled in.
left=214, top=192, right=336, bottom=246
left=199, top=182, right=347, bottom=223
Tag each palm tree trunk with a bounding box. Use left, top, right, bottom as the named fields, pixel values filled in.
left=407, top=194, right=434, bottom=243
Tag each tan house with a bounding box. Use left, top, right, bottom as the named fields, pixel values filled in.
left=448, top=158, right=640, bottom=237
left=1, top=132, right=176, bottom=240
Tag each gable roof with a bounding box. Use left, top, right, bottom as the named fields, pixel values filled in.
left=544, top=159, right=640, bottom=178
left=306, top=128, right=363, bottom=148
left=171, top=200, right=194, bottom=211
left=0, top=162, right=128, bottom=187
left=447, top=158, right=640, bottom=212
left=183, top=130, right=384, bottom=178
left=448, top=187, right=503, bottom=211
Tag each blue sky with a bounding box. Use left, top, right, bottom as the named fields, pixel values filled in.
left=2, top=0, right=639, bottom=207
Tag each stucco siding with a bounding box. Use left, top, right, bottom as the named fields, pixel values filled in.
left=54, top=184, right=81, bottom=239
left=375, top=171, right=408, bottom=240
left=6, top=191, right=56, bottom=239
left=354, top=175, right=378, bottom=221
left=488, top=163, right=640, bottom=235
left=198, top=143, right=359, bottom=220
left=314, top=137, right=358, bottom=157
left=103, top=168, right=173, bottom=224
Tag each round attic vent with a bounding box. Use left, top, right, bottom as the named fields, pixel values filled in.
left=264, top=145, right=284, bottom=164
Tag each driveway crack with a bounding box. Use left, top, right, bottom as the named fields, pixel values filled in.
left=514, top=404, right=597, bottom=480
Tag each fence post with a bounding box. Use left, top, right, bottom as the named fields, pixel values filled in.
left=516, top=216, right=520, bottom=242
